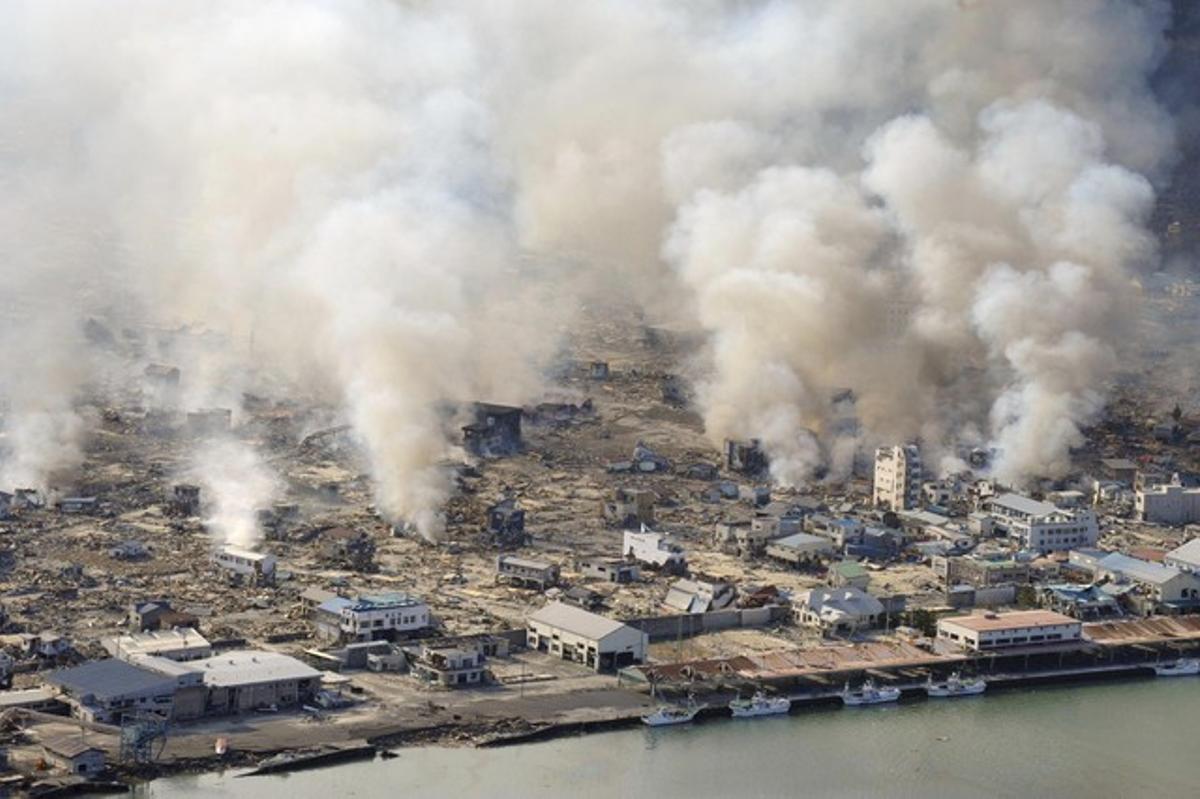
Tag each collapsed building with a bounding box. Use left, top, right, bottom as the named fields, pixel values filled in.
left=462, top=403, right=523, bottom=457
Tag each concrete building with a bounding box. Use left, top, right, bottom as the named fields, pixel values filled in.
left=192, top=651, right=321, bottom=714
left=932, top=556, right=1030, bottom=588
left=212, top=546, right=276, bottom=584
left=765, top=533, right=836, bottom=566
left=622, top=529, right=686, bottom=573
left=578, top=559, right=639, bottom=583
left=495, top=555, right=559, bottom=590
left=873, top=445, right=923, bottom=511
left=725, top=439, right=768, bottom=476
left=796, top=587, right=885, bottom=636
left=1095, top=553, right=1200, bottom=608
left=828, top=560, right=870, bottom=590
left=1136, top=475, right=1200, bottom=525
left=314, top=592, right=431, bottom=643
left=1100, top=458, right=1139, bottom=485
left=936, top=610, right=1082, bottom=652
left=603, top=488, right=656, bottom=528
left=46, top=659, right=180, bottom=724
left=985, top=494, right=1098, bottom=554
left=42, top=738, right=106, bottom=776
left=409, top=643, right=489, bottom=687
left=462, top=402, right=523, bottom=457
left=526, top=602, right=647, bottom=672
left=105, top=628, right=212, bottom=662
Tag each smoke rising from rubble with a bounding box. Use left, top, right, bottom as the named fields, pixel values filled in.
left=192, top=439, right=278, bottom=550
left=0, top=1, right=1182, bottom=522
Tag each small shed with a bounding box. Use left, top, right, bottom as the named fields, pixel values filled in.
left=42, top=737, right=106, bottom=776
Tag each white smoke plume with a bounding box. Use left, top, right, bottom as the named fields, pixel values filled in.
left=0, top=0, right=1183, bottom=520
left=192, top=439, right=278, bottom=550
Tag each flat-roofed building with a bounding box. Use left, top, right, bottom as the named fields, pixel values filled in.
left=314, top=592, right=431, bottom=643
left=45, top=659, right=181, bottom=724
left=1137, top=475, right=1200, bottom=525
left=495, top=555, right=559, bottom=590
left=192, top=650, right=322, bottom=714
left=986, top=494, right=1098, bottom=554
left=766, top=533, right=836, bottom=566
left=526, top=602, right=647, bottom=672
left=937, top=610, right=1082, bottom=651
left=104, top=627, right=212, bottom=662
left=212, top=546, right=276, bottom=583
left=873, top=445, right=922, bottom=511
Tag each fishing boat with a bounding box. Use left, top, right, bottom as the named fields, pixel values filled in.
left=925, top=672, right=986, bottom=698
left=1153, top=658, right=1200, bottom=677
left=841, top=678, right=901, bottom=706
left=642, top=698, right=702, bottom=726
left=729, top=691, right=791, bottom=718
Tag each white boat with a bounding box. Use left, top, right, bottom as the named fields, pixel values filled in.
left=925, top=672, right=986, bottom=698
left=729, top=691, right=791, bottom=718
left=1153, top=658, right=1200, bottom=677
left=642, top=700, right=701, bottom=726
left=841, top=678, right=901, bottom=706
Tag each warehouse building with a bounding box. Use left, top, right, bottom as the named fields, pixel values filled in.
left=526, top=602, right=647, bottom=672
left=937, top=610, right=1081, bottom=652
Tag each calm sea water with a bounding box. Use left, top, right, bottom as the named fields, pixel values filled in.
left=130, top=677, right=1199, bottom=799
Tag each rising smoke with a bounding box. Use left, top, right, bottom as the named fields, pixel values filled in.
left=0, top=0, right=1183, bottom=533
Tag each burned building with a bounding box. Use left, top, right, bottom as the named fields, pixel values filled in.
left=57, top=497, right=98, bottom=515
left=589, top=361, right=609, bottom=380
left=319, top=527, right=377, bottom=571
left=462, top=403, right=523, bottom=457
left=186, top=408, right=232, bottom=437
left=170, top=484, right=201, bottom=517
left=0, top=491, right=10, bottom=521
left=486, top=498, right=527, bottom=547
left=602, top=488, right=656, bottom=528
left=726, top=439, right=769, bottom=477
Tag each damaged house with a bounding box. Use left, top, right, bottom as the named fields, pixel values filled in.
left=486, top=497, right=527, bottom=547
left=725, top=439, right=769, bottom=476
left=319, top=527, right=377, bottom=571
left=663, top=578, right=736, bottom=613
left=462, top=403, right=523, bottom=457
left=602, top=488, right=655, bottom=528
left=313, top=592, right=431, bottom=643
left=495, top=555, right=559, bottom=590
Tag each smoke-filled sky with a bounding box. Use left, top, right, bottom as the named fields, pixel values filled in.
left=0, top=0, right=1187, bottom=537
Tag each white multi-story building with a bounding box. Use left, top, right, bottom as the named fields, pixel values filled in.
left=212, top=546, right=276, bottom=582
left=622, top=529, right=686, bottom=572
left=936, top=610, right=1082, bottom=652
left=985, top=494, right=1098, bottom=554
left=1136, top=475, right=1200, bottom=525
left=873, top=445, right=922, bottom=511
left=315, top=592, right=431, bottom=643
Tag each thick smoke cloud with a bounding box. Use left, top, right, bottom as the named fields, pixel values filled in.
left=0, top=0, right=1180, bottom=527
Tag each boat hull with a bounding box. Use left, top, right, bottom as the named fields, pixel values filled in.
left=842, top=689, right=901, bottom=706
left=730, top=699, right=791, bottom=718
left=642, top=708, right=700, bottom=727
left=1153, top=659, right=1200, bottom=677
left=926, top=681, right=986, bottom=697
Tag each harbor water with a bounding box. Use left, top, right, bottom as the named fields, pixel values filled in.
left=131, top=677, right=1199, bottom=799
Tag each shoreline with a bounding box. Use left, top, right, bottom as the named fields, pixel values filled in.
left=90, top=658, right=1168, bottom=790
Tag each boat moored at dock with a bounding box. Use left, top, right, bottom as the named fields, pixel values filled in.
left=1153, top=658, right=1200, bottom=677
left=925, top=672, right=986, bottom=697
left=729, top=691, right=791, bottom=718
left=643, top=698, right=702, bottom=726
left=841, top=679, right=901, bottom=706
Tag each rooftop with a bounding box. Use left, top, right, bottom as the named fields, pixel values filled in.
left=1167, top=538, right=1200, bottom=567
left=47, top=659, right=177, bottom=702
left=528, top=601, right=635, bottom=641
left=43, top=737, right=103, bottom=759
left=348, top=592, right=424, bottom=611
left=831, top=561, right=867, bottom=578
left=1098, top=553, right=1183, bottom=586
left=773, top=533, right=833, bottom=549
left=989, top=493, right=1059, bottom=518
left=192, top=650, right=320, bottom=688
left=939, top=610, right=1078, bottom=633
left=106, top=627, right=210, bottom=658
